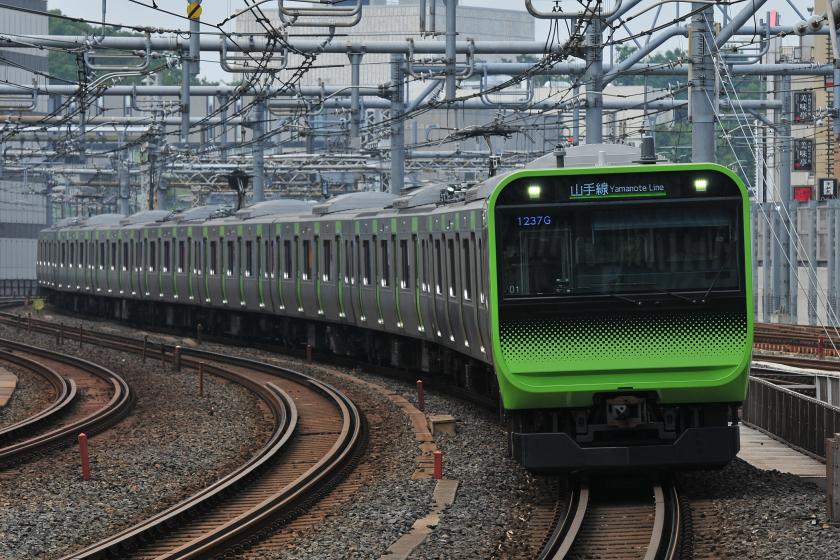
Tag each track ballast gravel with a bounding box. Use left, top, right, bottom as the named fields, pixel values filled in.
left=0, top=320, right=273, bottom=560
left=0, top=360, right=56, bottom=430
left=15, top=307, right=840, bottom=559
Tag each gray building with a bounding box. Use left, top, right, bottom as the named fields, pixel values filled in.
left=0, top=0, right=48, bottom=295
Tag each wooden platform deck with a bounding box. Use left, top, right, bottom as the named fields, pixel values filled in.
left=738, top=424, right=826, bottom=481
left=0, top=366, right=17, bottom=407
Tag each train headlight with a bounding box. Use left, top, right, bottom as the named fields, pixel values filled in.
left=694, top=178, right=709, bottom=192
left=527, top=184, right=542, bottom=199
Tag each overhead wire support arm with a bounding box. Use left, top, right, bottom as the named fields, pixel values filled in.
left=525, top=0, right=624, bottom=19
left=276, top=0, right=363, bottom=27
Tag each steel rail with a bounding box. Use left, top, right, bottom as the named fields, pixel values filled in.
left=0, top=312, right=365, bottom=559
left=539, top=478, right=681, bottom=560
left=0, top=350, right=77, bottom=447
left=537, top=478, right=590, bottom=560
left=0, top=338, right=134, bottom=467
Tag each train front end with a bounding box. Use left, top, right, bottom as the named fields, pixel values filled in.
left=488, top=164, right=753, bottom=471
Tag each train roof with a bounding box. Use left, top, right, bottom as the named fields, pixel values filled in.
left=46, top=144, right=649, bottom=232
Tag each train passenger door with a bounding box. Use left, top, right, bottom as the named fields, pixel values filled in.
left=397, top=234, right=419, bottom=335
left=341, top=235, right=357, bottom=323
left=359, top=233, right=379, bottom=329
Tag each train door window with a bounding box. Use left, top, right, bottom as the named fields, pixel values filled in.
left=362, top=240, right=371, bottom=285
left=462, top=238, right=472, bottom=301
left=380, top=239, right=390, bottom=287
left=478, top=237, right=485, bottom=306
left=302, top=239, right=312, bottom=280
left=69, top=243, right=74, bottom=268
left=335, top=236, right=341, bottom=283
left=448, top=238, right=456, bottom=298
left=322, top=239, right=332, bottom=282
left=245, top=240, right=253, bottom=277
left=178, top=240, right=185, bottom=273
left=283, top=240, right=292, bottom=279
left=99, top=243, right=105, bottom=270
left=420, top=240, right=428, bottom=292
left=261, top=237, right=268, bottom=278
left=226, top=240, right=234, bottom=276
left=294, top=237, right=300, bottom=280
left=79, top=242, right=85, bottom=269
left=110, top=242, right=117, bottom=271
left=163, top=241, right=170, bottom=273
left=150, top=241, right=157, bottom=272
left=434, top=239, right=443, bottom=295
left=400, top=239, right=410, bottom=289
left=210, top=241, right=217, bottom=275
left=344, top=239, right=352, bottom=284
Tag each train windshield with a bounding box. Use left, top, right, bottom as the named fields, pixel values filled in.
left=497, top=201, right=741, bottom=300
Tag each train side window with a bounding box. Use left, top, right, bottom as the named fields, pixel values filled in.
left=362, top=240, right=371, bottom=285
left=323, top=239, right=332, bottom=282
left=434, top=239, right=443, bottom=295
left=226, top=240, right=234, bottom=276
left=447, top=238, right=456, bottom=298
left=245, top=240, right=253, bottom=277
left=302, top=239, right=312, bottom=280
left=400, top=239, right=410, bottom=289
left=462, top=238, right=472, bottom=301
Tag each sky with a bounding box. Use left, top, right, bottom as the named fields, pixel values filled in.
left=46, top=0, right=810, bottom=84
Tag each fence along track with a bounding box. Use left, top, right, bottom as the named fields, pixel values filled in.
left=2, top=313, right=366, bottom=560
left=0, top=350, right=76, bottom=446
left=0, top=338, right=133, bottom=467
left=539, top=478, right=681, bottom=560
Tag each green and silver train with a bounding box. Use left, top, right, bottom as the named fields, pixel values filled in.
left=38, top=145, right=753, bottom=471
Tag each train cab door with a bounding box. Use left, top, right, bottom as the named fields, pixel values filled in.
left=458, top=231, right=482, bottom=358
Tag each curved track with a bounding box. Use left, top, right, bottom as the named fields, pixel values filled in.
left=0, top=338, right=133, bottom=467
left=539, top=477, right=682, bottom=560
left=0, top=312, right=366, bottom=559
left=0, top=350, right=76, bottom=446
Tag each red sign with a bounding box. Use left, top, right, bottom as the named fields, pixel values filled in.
left=794, top=186, right=812, bottom=202
left=770, top=10, right=779, bottom=27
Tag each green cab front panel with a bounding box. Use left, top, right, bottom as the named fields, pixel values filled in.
left=486, top=164, right=754, bottom=410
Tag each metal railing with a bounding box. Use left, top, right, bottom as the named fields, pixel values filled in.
left=743, top=375, right=840, bottom=459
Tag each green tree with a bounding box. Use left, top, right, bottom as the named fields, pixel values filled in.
left=48, top=9, right=217, bottom=86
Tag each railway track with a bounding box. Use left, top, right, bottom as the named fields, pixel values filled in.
left=0, top=338, right=133, bottom=468
left=538, top=477, right=682, bottom=560
left=0, top=312, right=366, bottom=559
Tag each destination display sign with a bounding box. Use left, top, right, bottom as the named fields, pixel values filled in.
left=569, top=181, right=667, bottom=200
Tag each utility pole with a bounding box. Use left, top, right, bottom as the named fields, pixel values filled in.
left=689, top=2, right=717, bottom=162
left=780, top=74, right=796, bottom=322
left=181, top=0, right=201, bottom=146
left=252, top=98, right=266, bottom=203
left=444, top=0, right=458, bottom=101
left=390, top=53, right=405, bottom=194
left=584, top=18, right=603, bottom=144
left=349, top=52, right=363, bottom=149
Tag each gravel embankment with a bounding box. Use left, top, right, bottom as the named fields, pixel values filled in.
left=0, top=361, right=56, bottom=429
left=0, top=320, right=273, bottom=560
left=680, top=459, right=840, bottom=559
left=20, top=306, right=840, bottom=559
